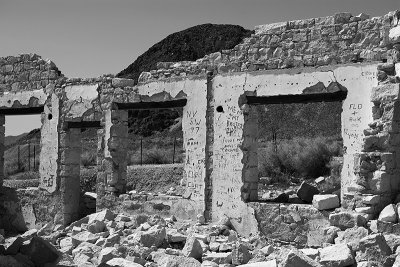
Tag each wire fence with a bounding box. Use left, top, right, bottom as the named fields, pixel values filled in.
left=128, top=136, right=184, bottom=165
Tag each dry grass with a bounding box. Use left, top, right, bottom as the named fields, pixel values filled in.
left=258, top=136, right=342, bottom=182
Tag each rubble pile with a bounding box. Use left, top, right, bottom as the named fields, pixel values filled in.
left=2, top=204, right=400, bottom=267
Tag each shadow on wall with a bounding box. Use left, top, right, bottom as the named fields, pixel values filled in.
left=0, top=187, right=29, bottom=234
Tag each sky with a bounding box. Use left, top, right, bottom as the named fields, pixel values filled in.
left=0, top=0, right=399, bottom=135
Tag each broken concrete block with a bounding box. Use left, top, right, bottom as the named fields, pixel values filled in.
left=334, top=227, right=369, bottom=250
left=319, top=244, right=354, bottom=267
left=231, top=243, right=251, bottom=265
left=98, top=247, right=118, bottom=264
left=282, top=250, right=322, bottom=267
left=379, top=204, right=398, bottom=223
left=312, top=194, right=339, bottom=210
left=88, top=209, right=115, bottom=224
left=130, top=225, right=166, bottom=248
left=356, top=233, right=392, bottom=264
left=329, top=211, right=367, bottom=229
left=182, top=234, right=203, bottom=260
left=297, top=182, right=320, bottom=203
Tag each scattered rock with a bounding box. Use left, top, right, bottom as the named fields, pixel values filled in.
left=182, top=234, right=203, bottom=261
left=319, top=244, right=355, bottom=267
left=334, top=227, right=369, bottom=250
left=312, top=194, right=340, bottom=210
left=329, top=211, right=367, bottom=229
left=379, top=204, right=398, bottom=223
left=297, top=182, right=320, bottom=203
left=282, top=250, right=322, bottom=267
left=356, top=233, right=392, bottom=264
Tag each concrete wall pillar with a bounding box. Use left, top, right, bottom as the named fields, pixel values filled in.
left=102, top=109, right=128, bottom=195
left=241, top=104, right=259, bottom=202
left=59, top=128, right=81, bottom=225
left=0, top=115, right=5, bottom=187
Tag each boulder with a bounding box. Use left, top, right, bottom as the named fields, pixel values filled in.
left=356, top=234, right=392, bottom=264
left=297, top=182, right=320, bottom=203
left=102, top=257, right=143, bottom=267
left=379, top=204, right=398, bottom=223
left=182, top=234, right=203, bottom=261
left=312, top=194, right=339, bottom=210
left=329, top=211, right=367, bottom=229
left=319, top=244, right=354, bottom=267
left=322, top=226, right=341, bottom=243
left=282, top=250, right=322, bottom=267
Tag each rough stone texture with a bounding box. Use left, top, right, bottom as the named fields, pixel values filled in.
left=355, top=234, right=392, bottom=264
left=250, top=203, right=330, bottom=246
left=312, top=194, right=340, bottom=210
left=334, top=226, right=369, bottom=250
left=282, top=250, right=322, bottom=267
left=329, top=211, right=367, bottom=230
left=379, top=204, right=398, bottom=223
left=319, top=244, right=355, bottom=267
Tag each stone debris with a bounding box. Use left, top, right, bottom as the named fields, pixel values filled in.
left=8, top=206, right=400, bottom=267
left=312, top=194, right=340, bottom=210
left=296, top=182, right=320, bottom=203
left=379, top=204, right=398, bottom=223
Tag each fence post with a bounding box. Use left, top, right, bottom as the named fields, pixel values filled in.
left=173, top=137, right=176, bottom=164
left=140, top=138, right=143, bottom=166
left=28, top=142, right=31, bottom=171
left=33, top=144, right=36, bottom=171
left=18, top=145, right=20, bottom=171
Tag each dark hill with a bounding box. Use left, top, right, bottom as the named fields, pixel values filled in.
left=117, top=23, right=253, bottom=83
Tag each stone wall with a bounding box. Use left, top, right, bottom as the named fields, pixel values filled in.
left=138, top=11, right=400, bottom=83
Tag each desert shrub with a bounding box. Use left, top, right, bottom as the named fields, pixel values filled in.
left=259, top=136, right=342, bottom=180
left=143, top=148, right=169, bottom=164
left=81, top=151, right=97, bottom=167
left=80, top=167, right=97, bottom=193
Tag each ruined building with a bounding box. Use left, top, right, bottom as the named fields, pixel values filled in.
left=0, top=10, right=400, bottom=247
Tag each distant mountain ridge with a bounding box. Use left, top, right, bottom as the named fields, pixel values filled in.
left=117, top=23, right=253, bottom=83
